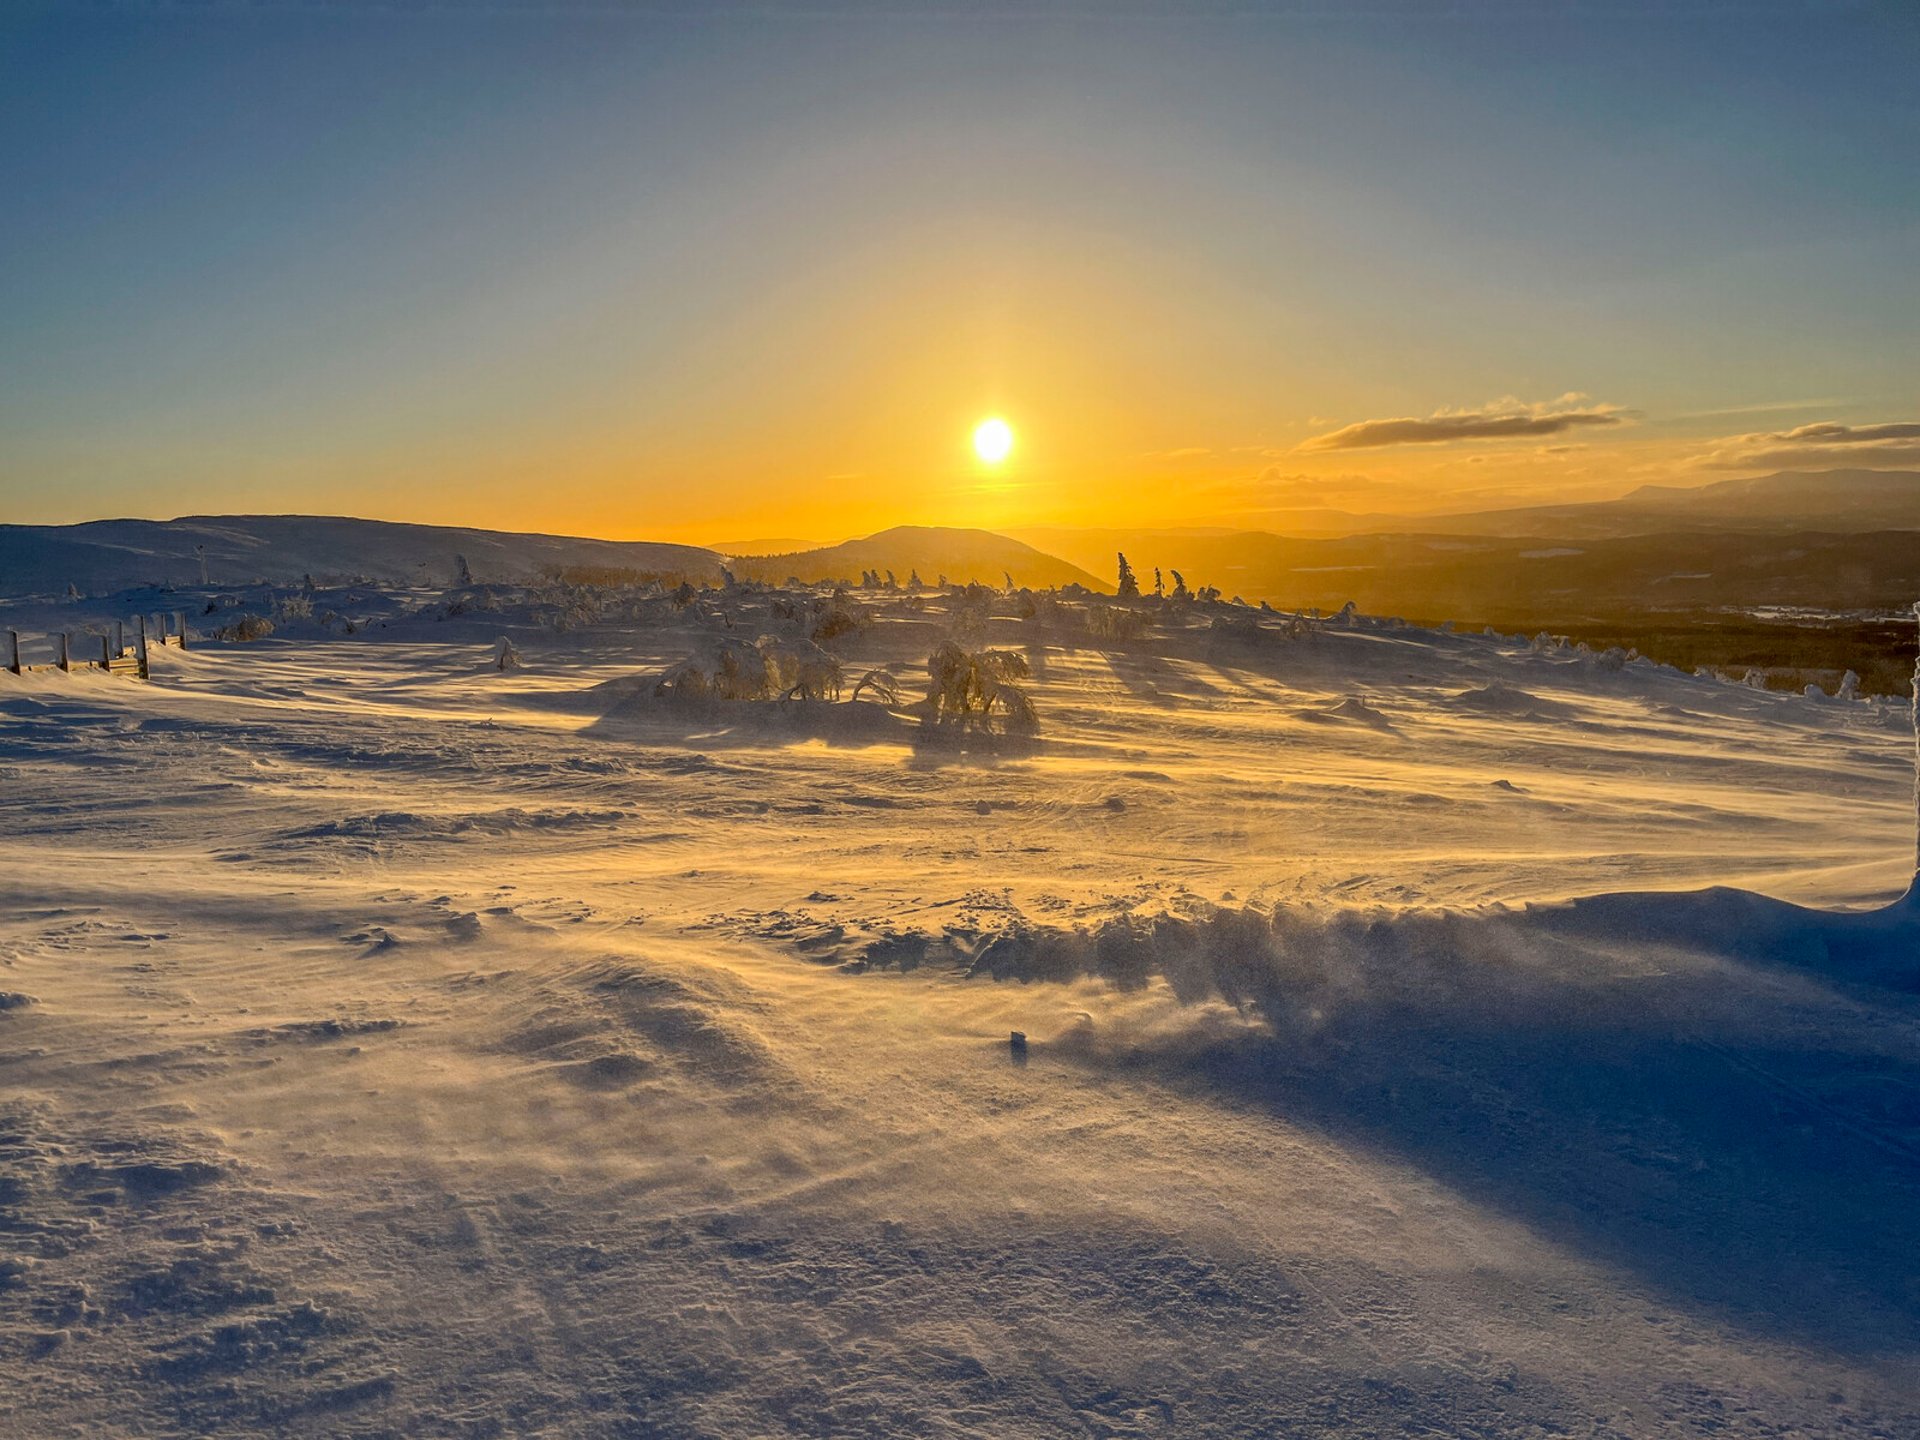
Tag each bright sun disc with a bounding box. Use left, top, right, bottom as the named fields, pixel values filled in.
left=973, top=417, right=1014, bottom=463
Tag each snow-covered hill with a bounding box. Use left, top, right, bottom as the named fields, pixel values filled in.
left=1, top=580, right=1916, bottom=1437
left=729, top=524, right=1107, bottom=592
left=0, top=514, right=722, bottom=595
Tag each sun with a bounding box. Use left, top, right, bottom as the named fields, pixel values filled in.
left=972, top=416, right=1014, bottom=464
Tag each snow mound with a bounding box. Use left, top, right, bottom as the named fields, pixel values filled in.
left=1293, top=696, right=1396, bottom=730
left=1448, top=681, right=1568, bottom=719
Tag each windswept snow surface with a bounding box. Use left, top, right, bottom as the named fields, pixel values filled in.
left=2, top=586, right=1917, bottom=1438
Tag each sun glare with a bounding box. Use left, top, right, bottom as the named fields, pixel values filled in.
left=972, top=416, right=1014, bottom=464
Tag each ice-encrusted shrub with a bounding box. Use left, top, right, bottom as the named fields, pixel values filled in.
left=1083, top=603, right=1152, bottom=643
left=924, top=642, right=1037, bottom=734
left=945, top=583, right=997, bottom=640
left=810, top=600, right=870, bottom=648
left=275, top=594, right=313, bottom=621
left=655, top=637, right=772, bottom=702
left=763, top=637, right=844, bottom=701
left=850, top=668, right=902, bottom=704
left=1591, top=646, right=1630, bottom=673
left=494, top=637, right=521, bottom=671
left=1209, top=611, right=1262, bottom=642
left=654, top=635, right=844, bottom=703
left=216, top=614, right=275, bottom=643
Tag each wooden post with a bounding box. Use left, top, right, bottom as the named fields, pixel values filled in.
left=175, top=612, right=188, bottom=650
left=136, top=615, right=149, bottom=679
left=101, top=635, right=111, bottom=670
left=58, top=633, right=70, bottom=672
left=6, top=631, right=18, bottom=675
left=115, top=620, right=125, bottom=657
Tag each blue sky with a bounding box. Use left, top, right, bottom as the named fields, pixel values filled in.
left=3, top=1, right=1916, bottom=538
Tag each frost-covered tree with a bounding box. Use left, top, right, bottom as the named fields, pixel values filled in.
left=1153, top=567, right=1164, bottom=598
left=1116, top=553, right=1140, bottom=600
left=851, top=667, right=901, bottom=704
left=925, top=642, right=1037, bottom=734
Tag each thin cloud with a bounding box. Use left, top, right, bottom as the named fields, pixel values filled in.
left=1773, top=421, right=1920, bottom=444
left=1690, top=418, right=1920, bottom=470
left=1672, top=399, right=1854, bottom=423
left=1300, top=395, right=1626, bottom=452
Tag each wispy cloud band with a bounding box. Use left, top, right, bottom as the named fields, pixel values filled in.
left=1693, top=418, right=1920, bottom=470
left=1301, top=395, right=1625, bottom=452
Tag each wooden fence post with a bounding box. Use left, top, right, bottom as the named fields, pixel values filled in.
left=137, top=615, right=149, bottom=679
left=101, top=635, right=111, bottom=669
left=175, top=612, right=188, bottom=650
left=6, top=631, right=18, bottom=675
left=115, top=620, right=125, bottom=657
left=58, top=633, right=70, bottom=672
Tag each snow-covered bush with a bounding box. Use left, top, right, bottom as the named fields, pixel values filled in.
left=850, top=668, right=902, bottom=704
left=494, top=637, right=522, bottom=671
left=656, top=637, right=772, bottom=702
left=944, top=583, right=996, bottom=640
left=216, top=614, right=275, bottom=643
left=761, top=637, right=844, bottom=701
left=810, top=600, right=870, bottom=648
left=924, top=642, right=1038, bottom=734
left=1209, top=611, right=1262, bottom=643
left=1083, top=603, right=1152, bottom=643
left=654, top=635, right=845, bottom=703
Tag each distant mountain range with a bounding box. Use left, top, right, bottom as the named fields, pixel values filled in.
left=727, top=526, right=1106, bottom=591
left=706, top=536, right=828, bottom=557
left=0, top=515, right=720, bottom=595
left=1014, top=470, right=1920, bottom=567
left=1381, top=468, right=1920, bottom=540
left=6, top=469, right=1917, bottom=621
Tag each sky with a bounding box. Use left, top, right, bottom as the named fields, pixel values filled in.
left=3, top=0, right=1917, bottom=545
